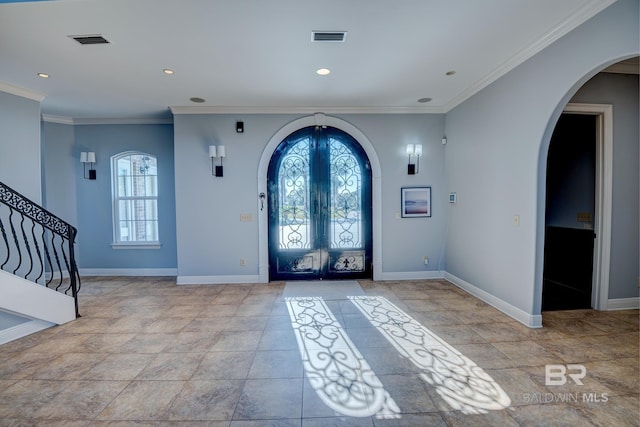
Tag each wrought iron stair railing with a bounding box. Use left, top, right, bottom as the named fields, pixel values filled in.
left=0, top=181, right=81, bottom=318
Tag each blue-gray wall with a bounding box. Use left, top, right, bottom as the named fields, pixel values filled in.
left=0, top=91, right=41, bottom=201
left=444, top=0, right=638, bottom=319
left=173, top=113, right=447, bottom=280
left=41, top=121, right=77, bottom=226
left=73, top=124, right=177, bottom=270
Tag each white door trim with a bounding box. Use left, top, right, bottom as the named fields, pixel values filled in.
left=563, top=103, right=612, bottom=310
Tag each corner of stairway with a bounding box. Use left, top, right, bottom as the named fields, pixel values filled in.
left=0, top=269, right=76, bottom=345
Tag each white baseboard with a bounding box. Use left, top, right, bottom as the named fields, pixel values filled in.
left=79, top=268, right=177, bottom=277
left=177, top=274, right=262, bottom=285
left=378, top=270, right=445, bottom=281
left=443, top=272, right=542, bottom=328
left=607, top=297, right=640, bottom=310
left=0, top=319, right=54, bottom=345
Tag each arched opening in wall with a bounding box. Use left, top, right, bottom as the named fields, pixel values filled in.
left=541, top=56, right=638, bottom=313
left=543, top=109, right=602, bottom=311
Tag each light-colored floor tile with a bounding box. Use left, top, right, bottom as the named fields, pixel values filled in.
left=116, top=333, right=175, bottom=353
left=248, top=350, right=303, bottom=379
left=468, top=322, right=534, bottom=342
left=440, top=410, right=519, bottom=427
left=2, top=277, right=637, bottom=426
left=193, top=350, right=254, bottom=379
left=234, top=378, right=303, bottom=420
left=491, top=340, right=562, bottom=367
left=96, top=380, right=186, bottom=420
left=27, top=333, right=93, bottom=353
left=510, top=403, right=598, bottom=426
left=210, top=330, right=263, bottom=351
left=166, top=379, right=244, bottom=421
left=136, top=352, right=205, bottom=380
left=33, top=380, right=129, bottom=420
left=31, top=352, right=107, bottom=380
left=83, top=353, right=155, bottom=380
left=0, top=351, right=58, bottom=379
left=0, top=379, right=70, bottom=418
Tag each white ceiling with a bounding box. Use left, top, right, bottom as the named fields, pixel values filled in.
left=0, top=0, right=618, bottom=121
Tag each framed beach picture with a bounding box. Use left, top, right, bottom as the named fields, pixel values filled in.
left=401, top=186, right=431, bottom=218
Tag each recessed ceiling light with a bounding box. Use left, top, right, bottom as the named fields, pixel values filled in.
left=163, top=69, right=174, bottom=75
left=417, top=97, right=432, bottom=103
left=316, top=68, right=331, bottom=76
left=445, top=70, right=456, bottom=76
left=189, top=97, right=206, bottom=103
left=37, top=72, right=49, bottom=78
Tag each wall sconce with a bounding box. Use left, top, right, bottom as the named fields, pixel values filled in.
left=209, top=145, right=226, bottom=177
left=406, top=144, right=422, bottom=174
left=80, top=151, right=96, bottom=180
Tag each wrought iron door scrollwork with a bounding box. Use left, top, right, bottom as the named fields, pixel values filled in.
left=284, top=255, right=313, bottom=273
left=329, top=137, right=362, bottom=249
left=278, top=138, right=311, bottom=249
left=331, top=255, right=364, bottom=272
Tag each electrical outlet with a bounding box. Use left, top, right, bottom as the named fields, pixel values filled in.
left=423, top=256, right=429, bottom=265
left=240, top=258, right=246, bottom=266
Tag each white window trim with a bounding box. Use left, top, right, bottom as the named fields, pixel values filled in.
left=111, top=151, right=160, bottom=247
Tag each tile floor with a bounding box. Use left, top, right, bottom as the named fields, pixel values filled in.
left=0, top=277, right=637, bottom=426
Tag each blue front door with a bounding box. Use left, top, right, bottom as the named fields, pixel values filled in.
left=267, top=126, right=372, bottom=280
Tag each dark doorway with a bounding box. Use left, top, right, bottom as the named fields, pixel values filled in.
left=267, top=126, right=373, bottom=281
left=542, top=114, right=597, bottom=311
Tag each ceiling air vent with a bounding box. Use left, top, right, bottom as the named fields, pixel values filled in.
left=312, top=31, right=347, bottom=42
left=69, top=34, right=110, bottom=45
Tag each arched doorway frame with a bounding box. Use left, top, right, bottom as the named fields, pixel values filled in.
left=535, top=56, right=636, bottom=314
left=540, top=103, right=612, bottom=311
left=257, top=114, right=382, bottom=282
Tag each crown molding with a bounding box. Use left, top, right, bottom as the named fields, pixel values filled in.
left=443, top=0, right=617, bottom=112
left=71, top=117, right=173, bottom=125
left=40, top=115, right=173, bottom=125
left=0, top=81, right=45, bottom=102
left=41, top=114, right=74, bottom=125
left=170, top=105, right=445, bottom=115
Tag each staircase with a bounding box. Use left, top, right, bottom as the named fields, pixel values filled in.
left=0, top=181, right=80, bottom=344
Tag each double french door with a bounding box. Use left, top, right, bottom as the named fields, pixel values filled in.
left=268, top=126, right=372, bottom=280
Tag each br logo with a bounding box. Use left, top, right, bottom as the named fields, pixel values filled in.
left=545, top=364, right=587, bottom=386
